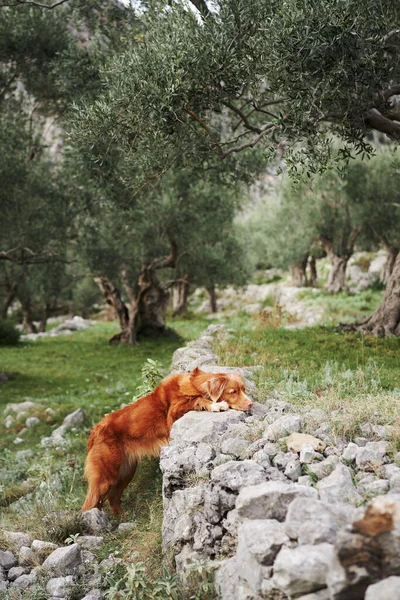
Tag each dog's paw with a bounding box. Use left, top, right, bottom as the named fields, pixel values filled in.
left=209, top=400, right=229, bottom=412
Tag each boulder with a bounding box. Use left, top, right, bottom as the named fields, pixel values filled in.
left=285, top=497, right=351, bottom=544
left=170, top=411, right=246, bottom=445
left=46, top=575, right=74, bottom=597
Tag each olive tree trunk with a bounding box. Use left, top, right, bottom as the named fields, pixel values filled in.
left=207, top=285, right=218, bottom=313
left=95, top=240, right=178, bottom=344
left=291, top=256, right=309, bottom=287
left=383, top=246, right=399, bottom=284
left=172, top=274, right=190, bottom=316
left=1, top=282, right=17, bottom=319
left=308, top=256, right=318, bottom=287
left=38, top=303, right=51, bottom=333
left=20, top=298, right=37, bottom=333
left=344, top=253, right=400, bottom=336
left=320, top=230, right=360, bottom=294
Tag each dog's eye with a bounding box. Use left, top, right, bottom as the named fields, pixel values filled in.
left=230, top=390, right=237, bottom=394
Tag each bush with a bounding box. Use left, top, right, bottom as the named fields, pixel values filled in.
left=0, top=319, right=20, bottom=345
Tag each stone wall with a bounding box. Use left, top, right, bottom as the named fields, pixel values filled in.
left=161, top=325, right=400, bottom=600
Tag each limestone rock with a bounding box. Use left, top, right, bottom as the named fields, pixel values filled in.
left=46, top=575, right=74, bottom=597
left=31, top=540, right=58, bottom=557
left=365, top=576, right=400, bottom=600
left=18, top=546, right=40, bottom=567
left=263, top=414, right=302, bottom=441
left=273, top=543, right=334, bottom=596
left=214, top=557, right=239, bottom=600
left=211, top=460, right=265, bottom=492
left=76, top=536, right=104, bottom=549
left=221, top=438, right=248, bottom=458
left=285, top=497, right=351, bottom=544
left=81, top=591, right=105, bottom=600
left=356, top=441, right=389, bottom=471
left=236, top=481, right=318, bottom=521
left=7, top=566, right=28, bottom=581
left=317, top=464, right=362, bottom=505
left=170, top=410, right=245, bottom=445
left=42, top=544, right=82, bottom=575
left=3, top=532, right=32, bottom=550
left=62, top=408, right=86, bottom=427
left=286, top=432, right=326, bottom=453
left=0, top=550, right=17, bottom=570
left=82, top=508, right=112, bottom=533
left=307, top=455, right=339, bottom=480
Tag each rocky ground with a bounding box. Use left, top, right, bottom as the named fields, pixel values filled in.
left=161, top=325, right=400, bottom=599
left=20, top=316, right=93, bottom=341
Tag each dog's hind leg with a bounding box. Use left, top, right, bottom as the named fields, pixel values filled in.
left=82, top=444, right=123, bottom=513
left=108, top=460, right=138, bottom=516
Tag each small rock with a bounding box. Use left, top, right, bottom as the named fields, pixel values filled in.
left=342, top=442, right=358, bottom=462
left=11, top=571, right=37, bottom=589
left=354, top=437, right=368, bottom=447
left=365, top=576, right=400, bottom=600
left=236, top=481, right=318, bottom=521
left=5, top=415, right=14, bottom=429
left=42, top=544, right=82, bottom=575
left=263, top=415, right=302, bottom=441
left=317, top=464, right=362, bottom=505
left=221, top=438, right=248, bottom=458
left=46, top=575, right=74, bottom=597
left=0, top=550, right=17, bottom=570
left=76, top=536, right=104, bottom=549
left=195, top=443, right=215, bottom=464
left=285, top=497, right=351, bottom=544
left=3, top=532, right=32, bottom=550
left=211, top=460, right=266, bottom=492
left=18, top=546, right=39, bottom=567
left=62, top=408, right=86, bottom=427
left=300, top=444, right=323, bottom=464
left=7, top=566, right=28, bottom=581
left=286, top=432, right=326, bottom=453
left=82, top=508, right=112, bottom=533
left=358, top=479, right=390, bottom=497
left=31, top=540, right=58, bottom=556
left=273, top=543, right=334, bottom=596
left=285, top=459, right=302, bottom=481
left=307, top=456, right=339, bottom=480
left=26, top=417, right=40, bottom=428
left=252, top=449, right=271, bottom=468
left=272, top=452, right=298, bottom=471
left=356, top=441, right=389, bottom=471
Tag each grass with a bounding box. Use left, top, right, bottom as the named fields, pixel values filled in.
left=216, top=321, right=400, bottom=449
left=0, top=315, right=212, bottom=583
left=297, top=288, right=384, bottom=325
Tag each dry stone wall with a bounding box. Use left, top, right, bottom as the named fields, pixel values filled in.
left=161, top=325, right=400, bottom=600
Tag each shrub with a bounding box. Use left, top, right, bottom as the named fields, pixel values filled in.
left=0, top=319, right=20, bottom=346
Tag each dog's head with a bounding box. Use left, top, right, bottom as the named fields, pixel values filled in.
left=191, top=368, right=253, bottom=411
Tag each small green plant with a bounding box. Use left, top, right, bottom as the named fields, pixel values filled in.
left=0, top=319, right=20, bottom=346
left=132, top=359, right=164, bottom=402
left=65, top=532, right=80, bottom=545
left=303, top=465, right=319, bottom=486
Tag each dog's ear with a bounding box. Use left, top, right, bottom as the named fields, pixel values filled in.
left=199, top=376, right=227, bottom=402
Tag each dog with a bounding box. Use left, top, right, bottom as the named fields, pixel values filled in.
left=82, top=367, right=253, bottom=515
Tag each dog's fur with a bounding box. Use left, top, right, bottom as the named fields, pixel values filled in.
left=82, top=367, right=252, bottom=515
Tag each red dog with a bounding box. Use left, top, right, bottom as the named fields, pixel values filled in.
left=82, top=367, right=252, bottom=515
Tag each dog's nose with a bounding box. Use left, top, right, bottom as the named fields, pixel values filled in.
left=247, top=399, right=253, bottom=409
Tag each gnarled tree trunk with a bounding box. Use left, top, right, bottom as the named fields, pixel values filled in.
left=291, top=256, right=309, bottom=287
left=20, top=298, right=37, bottom=333
left=95, top=240, right=178, bottom=344
left=308, top=255, right=318, bottom=287
left=320, top=230, right=360, bottom=294
left=207, top=285, right=218, bottom=313
left=326, top=255, right=349, bottom=294
left=1, top=282, right=17, bottom=319
left=343, top=253, right=400, bottom=336
left=383, top=246, right=399, bottom=284
left=38, top=303, right=51, bottom=333
left=172, top=274, right=190, bottom=316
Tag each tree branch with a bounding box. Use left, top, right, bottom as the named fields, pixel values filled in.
left=381, top=29, right=400, bottom=45
left=221, top=123, right=275, bottom=159
left=0, top=247, right=75, bottom=265
left=365, top=108, right=400, bottom=139
left=383, top=86, right=400, bottom=100
left=150, top=238, right=178, bottom=270
left=0, top=0, right=68, bottom=8
left=187, top=0, right=210, bottom=17
left=222, top=101, right=262, bottom=133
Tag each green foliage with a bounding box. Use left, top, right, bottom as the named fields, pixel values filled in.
left=0, top=320, right=20, bottom=346
left=132, top=359, right=164, bottom=402
left=105, top=561, right=216, bottom=600
left=72, top=0, right=400, bottom=186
